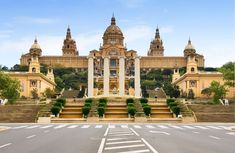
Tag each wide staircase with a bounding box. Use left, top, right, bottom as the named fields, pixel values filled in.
left=0, top=105, right=41, bottom=123
left=105, top=103, right=128, bottom=118
left=59, top=103, right=83, bottom=118
left=149, top=103, right=173, bottom=118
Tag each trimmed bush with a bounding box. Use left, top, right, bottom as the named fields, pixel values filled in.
left=99, top=98, right=107, bottom=104
left=141, top=103, right=148, bottom=107
left=143, top=105, right=151, bottom=116
left=97, top=106, right=105, bottom=117
left=126, top=98, right=134, bottom=105
left=140, top=98, right=148, bottom=104
left=82, top=106, right=90, bottom=117
left=167, top=98, right=175, bottom=105
left=54, top=102, right=62, bottom=108
left=85, top=98, right=93, bottom=103
left=128, top=107, right=136, bottom=117
left=169, top=102, right=177, bottom=108
left=84, top=103, right=91, bottom=108
left=50, top=106, right=61, bottom=117
left=98, top=102, right=106, bottom=107
left=56, top=98, right=66, bottom=106
left=128, top=103, right=134, bottom=107
left=171, top=106, right=180, bottom=116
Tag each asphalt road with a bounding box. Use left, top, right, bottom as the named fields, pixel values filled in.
left=0, top=123, right=235, bottom=153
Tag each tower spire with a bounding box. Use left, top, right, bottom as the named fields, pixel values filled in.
left=111, top=14, right=116, bottom=25
left=155, top=27, right=160, bottom=38
left=66, top=25, right=71, bottom=39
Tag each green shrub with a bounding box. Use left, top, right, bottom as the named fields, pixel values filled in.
left=54, top=102, right=62, bottom=108
left=140, top=98, right=148, bottom=104
left=171, top=106, right=180, bottom=116
left=143, top=105, right=151, bottom=116
left=169, top=102, right=177, bottom=108
left=84, top=102, right=91, bottom=108
left=82, top=106, right=90, bottom=117
left=97, top=106, right=105, bottom=117
left=128, top=107, right=136, bottom=117
left=126, top=98, right=134, bottom=105
left=56, top=98, right=66, bottom=106
left=128, top=103, right=134, bottom=107
left=85, top=98, right=93, bottom=103
left=141, top=103, right=148, bottom=107
left=98, top=102, right=106, bottom=107
left=50, top=106, right=61, bottom=117
left=167, top=98, right=175, bottom=105
left=99, top=98, right=107, bottom=104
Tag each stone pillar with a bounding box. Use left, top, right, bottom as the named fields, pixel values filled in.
left=87, top=56, right=94, bottom=97
left=134, top=56, right=141, bottom=97
left=103, top=56, right=110, bottom=96
left=119, top=56, right=125, bottom=96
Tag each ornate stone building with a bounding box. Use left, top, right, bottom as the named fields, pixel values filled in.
left=20, top=16, right=206, bottom=97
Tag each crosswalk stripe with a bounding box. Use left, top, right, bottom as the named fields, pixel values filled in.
left=12, top=125, right=28, bottom=129
left=206, top=126, right=222, bottom=130
left=170, top=125, right=184, bottom=129
left=54, top=124, right=67, bottom=129
left=107, top=138, right=129, bottom=141
left=105, top=144, right=145, bottom=150
left=81, top=125, right=90, bottom=128
left=133, top=125, right=142, bottom=129
left=182, top=125, right=196, bottom=129
left=26, top=125, right=40, bottom=129
left=109, top=125, right=115, bottom=128
left=157, top=125, right=169, bottom=129
left=146, top=125, right=155, bottom=129
left=118, top=149, right=150, bottom=153
left=67, top=125, right=79, bottom=129
left=121, top=125, right=128, bottom=128
left=106, top=140, right=142, bottom=145
left=194, top=126, right=209, bottom=129
left=95, top=125, right=103, bottom=128
left=40, top=125, right=53, bottom=129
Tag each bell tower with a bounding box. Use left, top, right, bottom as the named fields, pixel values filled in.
left=148, top=27, right=164, bottom=56
left=62, top=26, right=79, bottom=56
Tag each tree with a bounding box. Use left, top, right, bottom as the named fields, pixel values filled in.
left=0, top=71, right=20, bottom=103
left=31, top=88, right=39, bottom=99
left=187, top=89, right=195, bottom=99
left=201, top=88, right=212, bottom=98
left=163, top=82, right=180, bottom=98
left=44, top=88, right=55, bottom=98
left=209, top=81, right=227, bottom=103
left=218, top=62, right=235, bottom=86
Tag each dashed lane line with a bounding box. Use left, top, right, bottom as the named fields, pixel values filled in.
left=133, top=125, right=142, bottom=129
left=226, top=132, right=235, bottom=135
left=145, top=125, right=155, bottom=129
left=40, top=125, right=53, bottom=129
left=26, top=125, right=40, bottom=129
left=206, top=126, right=222, bottom=130
left=157, top=125, right=169, bottom=129
left=149, top=131, right=170, bottom=135
left=194, top=126, right=209, bottom=130
left=118, top=149, right=150, bottom=153
left=95, top=125, right=103, bottom=128
left=26, top=135, right=36, bottom=139
left=182, top=125, right=196, bottom=129
left=209, top=135, right=221, bottom=140
left=0, top=143, right=12, bottom=149
left=54, top=124, right=67, bottom=129
left=104, top=144, right=146, bottom=150
left=81, top=125, right=90, bottom=128
left=67, top=125, right=79, bottom=129
left=12, top=125, right=28, bottom=129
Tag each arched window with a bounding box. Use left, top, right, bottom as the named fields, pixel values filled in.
left=32, top=67, right=36, bottom=73
left=67, top=44, right=70, bottom=48
left=191, top=67, right=195, bottom=73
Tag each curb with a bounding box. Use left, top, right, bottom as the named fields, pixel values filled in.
left=0, top=126, right=11, bottom=132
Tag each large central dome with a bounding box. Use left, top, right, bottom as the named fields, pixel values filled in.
left=102, top=16, right=124, bottom=46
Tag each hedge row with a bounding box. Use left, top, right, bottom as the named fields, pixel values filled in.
left=167, top=98, right=180, bottom=116
left=140, top=98, right=151, bottom=116
left=50, top=98, right=66, bottom=117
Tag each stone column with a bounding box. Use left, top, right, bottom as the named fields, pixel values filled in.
left=134, top=56, right=141, bottom=97
left=87, top=56, right=94, bottom=97
left=119, top=56, right=125, bottom=96
left=103, top=56, right=110, bottom=96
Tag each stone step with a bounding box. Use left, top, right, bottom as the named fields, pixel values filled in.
left=151, top=112, right=174, bottom=118
left=62, top=108, right=82, bottom=112
left=151, top=109, right=171, bottom=113
left=106, top=109, right=128, bottom=113
left=59, top=114, right=83, bottom=118
left=105, top=114, right=129, bottom=118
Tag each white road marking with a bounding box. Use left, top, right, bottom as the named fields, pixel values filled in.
left=54, top=124, right=67, bottom=129
left=107, top=138, right=129, bottom=141
left=207, top=126, right=222, bottom=130
left=133, top=125, right=142, bottom=129
left=170, top=125, right=184, bottom=129
left=226, top=132, right=235, bottom=135
left=81, top=125, right=90, bottom=128
left=105, top=144, right=145, bottom=150
left=118, top=149, right=150, bottom=153
left=182, top=125, right=196, bottom=129
left=218, top=126, right=227, bottom=129
left=109, top=131, right=131, bottom=135
left=141, top=138, right=159, bottom=153
left=12, top=125, right=28, bottom=129
left=157, top=125, right=169, bottom=129
left=146, top=125, right=155, bottom=129
left=121, top=125, right=128, bottom=128
left=106, top=140, right=142, bottom=145
left=0, top=143, right=12, bottom=149
left=95, top=125, right=103, bottom=128
left=67, top=125, right=79, bottom=129
left=110, top=133, right=134, bottom=136
left=26, top=135, right=36, bottom=139
left=97, top=138, right=105, bottom=153
left=104, top=127, right=109, bottom=136
left=40, top=125, right=53, bottom=129
left=194, top=126, right=209, bottom=130
left=130, top=128, right=140, bottom=136
left=149, top=131, right=170, bottom=135
left=193, top=131, right=199, bottom=134
left=109, top=125, right=115, bottom=128
left=209, top=135, right=220, bottom=140
left=26, top=125, right=40, bottom=129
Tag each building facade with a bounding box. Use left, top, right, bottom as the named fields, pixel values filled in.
left=20, top=16, right=207, bottom=97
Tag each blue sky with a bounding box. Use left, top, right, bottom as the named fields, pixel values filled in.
left=0, top=0, right=234, bottom=68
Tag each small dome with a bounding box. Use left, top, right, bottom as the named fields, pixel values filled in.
left=184, top=39, right=195, bottom=50
left=30, top=38, right=41, bottom=50
left=104, top=16, right=123, bottom=36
